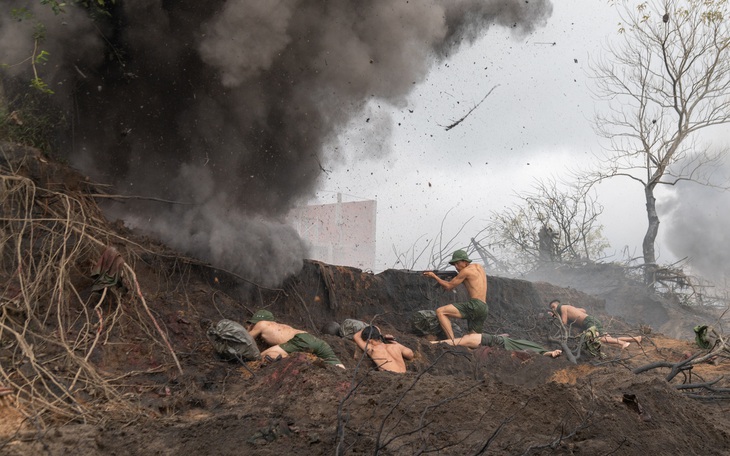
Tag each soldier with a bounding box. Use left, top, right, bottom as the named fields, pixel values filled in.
left=353, top=326, right=414, bottom=373
left=246, top=310, right=345, bottom=368
left=549, top=299, right=641, bottom=349
left=423, top=250, right=488, bottom=341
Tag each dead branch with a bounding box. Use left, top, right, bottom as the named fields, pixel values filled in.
left=335, top=315, right=384, bottom=456
left=375, top=351, right=474, bottom=455
left=181, top=257, right=287, bottom=293
left=548, top=317, right=580, bottom=364
left=124, top=264, right=183, bottom=375
left=675, top=376, right=730, bottom=393
left=471, top=402, right=528, bottom=455
left=520, top=408, right=595, bottom=455
left=412, top=406, right=502, bottom=455
left=286, top=283, right=318, bottom=334
left=414, top=382, right=486, bottom=448
left=683, top=393, right=730, bottom=400
left=603, top=438, right=629, bottom=455
left=0, top=158, right=191, bottom=426
left=88, top=193, right=193, bottom=205
left=632, top=349, right=724, bottom=382
left=632, top=358, right=691, bottom=380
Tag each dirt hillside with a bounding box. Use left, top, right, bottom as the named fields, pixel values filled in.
left=1, top=144, right=730, bottom=455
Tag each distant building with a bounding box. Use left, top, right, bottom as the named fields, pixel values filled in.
left=289, top=194, right=376, bottom=270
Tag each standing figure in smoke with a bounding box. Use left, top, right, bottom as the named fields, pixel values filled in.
left=538, top=225, right=558, bottom=262
left=423, top=250, right=488, bottom=341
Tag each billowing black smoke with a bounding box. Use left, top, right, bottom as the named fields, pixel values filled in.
left=1, top=0, right=552, bottom=285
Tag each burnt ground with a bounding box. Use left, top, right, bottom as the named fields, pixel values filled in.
left=1, top=144, right=730, bottom=455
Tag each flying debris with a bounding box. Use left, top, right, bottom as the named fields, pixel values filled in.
left=442, top=85, right=500, bottom=131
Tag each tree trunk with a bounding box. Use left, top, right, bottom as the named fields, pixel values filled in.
left=643, top=184, right=659, bottom=286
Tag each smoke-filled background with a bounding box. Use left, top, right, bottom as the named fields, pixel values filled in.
left=661, top=158, right=730, bottom=286
left=0, top=1, right=552, bottom=285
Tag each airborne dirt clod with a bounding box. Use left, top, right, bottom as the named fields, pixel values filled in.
left=1, top=145, right=730, bottom=455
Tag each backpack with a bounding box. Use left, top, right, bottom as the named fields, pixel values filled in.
left=411, top=310, right=463, bottom=338
left=694, top=325, right=718, bottom=349
left=581, top=326, right=603, bottom=358
left=339, top=319, right=368, bottom=339
left=207, top=319, right=260, bottom=361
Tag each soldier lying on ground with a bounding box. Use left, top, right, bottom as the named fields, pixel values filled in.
left=431, top=333, right=562, bottom=357
left=245, top=309, right=345, bottom=369
left=549, top=299, right=641, bottom=349
left=353, top=326, right=414, bottom=373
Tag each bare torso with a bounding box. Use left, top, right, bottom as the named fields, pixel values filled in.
left=252, top=321, right=305, bottom=346
left=423, top=262, right=487, bottom=302
left=364, top=342, right=411, bottom=373
left=461, top=263, right=487, bottom=302
left=559, top=304, right=588, bottom=326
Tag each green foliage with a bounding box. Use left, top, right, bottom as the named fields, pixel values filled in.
left=0, top=0, right=119, bottom=152
left=37, top=0, right=115, bottom=16
left=2, top=0, right=116, bottom=98
left=10, top=7, right=33, bottom=20
left=0, top=89, right=66, bottom=153
left=34, top=50, right=50, bottom=66
left=29, top=77, right=54, bottom=94
left=40, top=0, right=68, bottom=15
left=33, top=22, right=47, bottom=41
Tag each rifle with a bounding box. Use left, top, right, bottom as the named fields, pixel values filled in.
left=398, top=269, right=458, bottom=280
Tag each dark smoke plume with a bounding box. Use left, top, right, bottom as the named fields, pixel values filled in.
left=1, top=0, right=552, bottom=286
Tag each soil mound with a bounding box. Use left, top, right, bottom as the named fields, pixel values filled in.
left=2, top=145, right=730, bottom=455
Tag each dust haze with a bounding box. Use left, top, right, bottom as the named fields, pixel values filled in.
left=661, top=158, right=730, bottom=286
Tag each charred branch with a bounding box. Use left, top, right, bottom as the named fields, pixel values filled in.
left=634, top=331, right=730, bottom=390
left=442, top=85, right=499, bottom=131
left=375, top=351, right=474, bottom=454
left=548, top=317, right=582, bottom=364
left=520, top=409, right=595, bottom=455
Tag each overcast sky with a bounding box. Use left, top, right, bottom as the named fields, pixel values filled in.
left=311, top=0, right=730, bottom=281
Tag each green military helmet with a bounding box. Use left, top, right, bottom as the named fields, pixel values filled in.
left=247, top=309, right=275, bottom=324
left=448, top=249, right=472, bottom=265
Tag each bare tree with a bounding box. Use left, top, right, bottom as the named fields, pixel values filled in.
left=589, top=0, right=730, bottom=286
left=479, top=177, right=609, bottom=275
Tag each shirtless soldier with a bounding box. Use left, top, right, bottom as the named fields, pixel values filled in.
left=353, top=326, right=414, bottom=373
left=549, top=299, right=641, bottom=349
left=246, top=310, right=345, bottom=369
left=423, top=250, right=488, bottom=341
